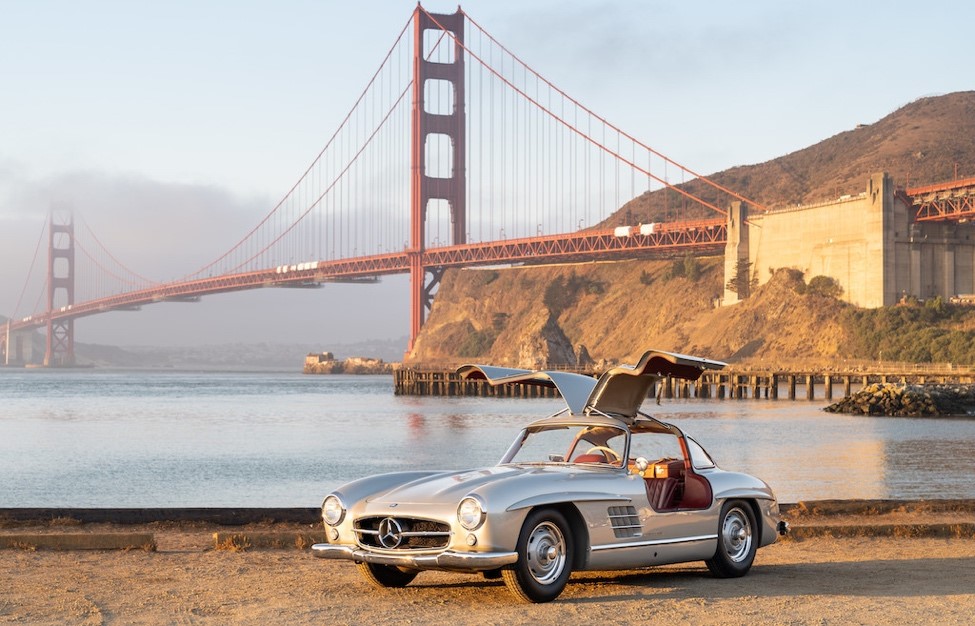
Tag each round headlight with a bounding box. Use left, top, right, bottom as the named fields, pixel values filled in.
left=322, top=495, right=345, bottom=526
left=457, top=497, right=485, bottom=531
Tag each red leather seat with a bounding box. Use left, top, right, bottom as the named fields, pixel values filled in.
left=573, top=453, right=607, bottom=464
left=645, top=477, right=679, bottom=511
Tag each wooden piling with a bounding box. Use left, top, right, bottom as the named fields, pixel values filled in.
left=392, top=365, right=975, bottom=400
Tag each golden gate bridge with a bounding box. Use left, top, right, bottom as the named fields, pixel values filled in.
left=3, top=5, right=973, bottom=367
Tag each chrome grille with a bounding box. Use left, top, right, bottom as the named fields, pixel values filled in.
left=354, top=516, right=451, bottom=550
left=608, top=505, right=641, bottom=538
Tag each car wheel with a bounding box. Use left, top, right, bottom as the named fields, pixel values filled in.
left=705, top=499, right=757, bottom=578
left=355, top=562, right=419, bottom=588
left=502, top=508, right=573, bottom=603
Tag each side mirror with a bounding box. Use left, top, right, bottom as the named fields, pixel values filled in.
left=548, top=454, right=565, bottom=463
left=634, top=457, right=649, bottom=472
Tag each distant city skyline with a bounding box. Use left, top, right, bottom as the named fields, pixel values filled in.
left=2, top=0, right=972, bottom=346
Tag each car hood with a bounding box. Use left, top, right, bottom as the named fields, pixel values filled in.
left=367, top=464, right=619, bottom=507
left=458, top=349, right=726, bottom=418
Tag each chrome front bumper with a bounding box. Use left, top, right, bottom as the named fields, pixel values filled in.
left=311, top=543, right=518, bottom=572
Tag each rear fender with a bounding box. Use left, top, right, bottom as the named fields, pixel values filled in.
left=713, top=494, right=780, bottom=547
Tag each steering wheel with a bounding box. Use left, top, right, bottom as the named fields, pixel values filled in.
left=585, top=446, right=622, bottom=463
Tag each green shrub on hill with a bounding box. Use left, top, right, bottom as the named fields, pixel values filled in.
left=845, top=299, right=975, bottom=364
left=457, top=328, right=497, bottom=357
left=806, top=275, right=843, bottom=298
left=669, top=255, right=702, bottom=281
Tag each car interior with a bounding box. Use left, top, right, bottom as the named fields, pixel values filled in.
left=567, top=423, right=713, bottom=512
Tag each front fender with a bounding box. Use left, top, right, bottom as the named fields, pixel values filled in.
left=326, top=470, right=446, bottom=507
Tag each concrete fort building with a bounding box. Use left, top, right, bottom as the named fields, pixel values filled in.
left=724, top=172, right=975, bottom=307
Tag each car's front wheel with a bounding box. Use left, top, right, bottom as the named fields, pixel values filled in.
left=355, top=562, right=419, bottom=588
left=502, top=508, right=573, bottom=603
left=705, top=499, right=757, bottom=577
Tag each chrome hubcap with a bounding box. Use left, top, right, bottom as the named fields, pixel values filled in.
left=525, top=521, right=566, bottom=584
left=721, top=507, right=753, bottom=563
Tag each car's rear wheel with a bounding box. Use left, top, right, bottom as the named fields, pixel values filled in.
left=705, top=499, right=757, bottom=578
left=502, top=508, right=573, bottom=603
left=355, top=562, right=419, bottom=588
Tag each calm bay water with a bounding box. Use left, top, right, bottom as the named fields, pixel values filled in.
left=2, top=368, right=974, bottom=507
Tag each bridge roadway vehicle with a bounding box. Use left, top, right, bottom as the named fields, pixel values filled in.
left=312, top=349, right=789, bottom=603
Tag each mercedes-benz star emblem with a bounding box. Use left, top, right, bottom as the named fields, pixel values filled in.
left=378, top=517, right=404, bottom=549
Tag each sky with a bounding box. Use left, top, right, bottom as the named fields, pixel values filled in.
left=1, top=0, right=972, bottom=349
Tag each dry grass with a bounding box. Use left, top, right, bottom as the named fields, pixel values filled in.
left=214, top=535, right=251, bottom=552
left=124, top=540, right=158, bottom=553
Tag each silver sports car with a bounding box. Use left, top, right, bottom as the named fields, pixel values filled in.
left=312, top=349, right=789, bottom=602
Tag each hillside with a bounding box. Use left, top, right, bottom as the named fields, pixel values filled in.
left=408, top=259, right=855, bottom=367
left=408, top=260, right=975, bottom=368
left=608, top=91, right=975, bottom=225
left=408, top=92, right=975, bottom=367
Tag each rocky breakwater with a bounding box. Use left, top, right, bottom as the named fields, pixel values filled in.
left=303, top=353, right=393, bottom=375
left=824, top=382, right=975, bottom=417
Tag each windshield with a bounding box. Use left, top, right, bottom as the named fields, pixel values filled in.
left=502, top=424, right=628, bottom=467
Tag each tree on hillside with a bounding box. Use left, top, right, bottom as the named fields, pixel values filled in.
left=668, top=255, right=702, bottom=281
left=726, top=259, right=757, bottom=298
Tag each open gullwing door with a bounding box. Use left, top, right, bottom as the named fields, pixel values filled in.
left=584, top=349, right=726, bottom=418
left=456, top=365, right=597, bottom=415
left=458, top=350, right=725, bottom=418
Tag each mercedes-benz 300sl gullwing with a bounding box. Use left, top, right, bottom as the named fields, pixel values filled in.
left=312, top=349, right=789, bottom=603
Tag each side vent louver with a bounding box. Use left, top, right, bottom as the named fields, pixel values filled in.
left=608, top=505, right=641, bottom=538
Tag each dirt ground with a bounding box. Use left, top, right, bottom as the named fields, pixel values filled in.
left=2, top=520, right=975, bottom=626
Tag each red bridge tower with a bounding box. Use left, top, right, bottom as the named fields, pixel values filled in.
left=409, top=7, right=466, bottom=353
left=45, top=211, right=75, bottom=366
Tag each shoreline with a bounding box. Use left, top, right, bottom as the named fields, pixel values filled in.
left=3, top=499, right=973, bottom=551
left=4, top=500, right=974, bottom=623
left=3, top=498, right=973, bottom=522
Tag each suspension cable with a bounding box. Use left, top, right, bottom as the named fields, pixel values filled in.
left=11, top=219, right=46, bottom=318
left=458, top=8, right=767, bottom=215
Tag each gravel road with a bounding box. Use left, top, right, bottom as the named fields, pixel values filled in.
left=2, top=529, right=974, bottom=625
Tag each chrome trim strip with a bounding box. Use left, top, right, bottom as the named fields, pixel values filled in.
left=311, top=544, right=518, bottom=571
left=590, top=533, right=717, bottom=552
left=354, top=529, right=450, bottom=538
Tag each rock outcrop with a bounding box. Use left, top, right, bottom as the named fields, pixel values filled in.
left=515, top=310, right=579, bottom=369
left=303, top=354, right=392, bottom=375
left=824, top=382, right=975, bottom=417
